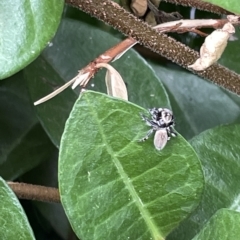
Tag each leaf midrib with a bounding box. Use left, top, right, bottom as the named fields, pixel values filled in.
left=87, top=97, right=164, bottom=240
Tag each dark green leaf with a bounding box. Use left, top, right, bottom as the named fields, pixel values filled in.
left=24, top=56, right=77, bottom=147
left=0, top=72, right=55, bottom=180
left=59, top=91, right=204, bottom=240
left=167, top=124, right=240, bottom=240
left=21, top=153, right=70, bottom=240
left=0, top=0, right=64, bottom=79
left=0, top=177, right=35, bottom=239
left=25, top=10, right=170, bottom=146
left=193, top=209, right=240, bottom=240
left=219, top=28, right=240, bottom=75
left=0, top=123, right=56, bottom=180
left=202, top=0, right=240, bottom=14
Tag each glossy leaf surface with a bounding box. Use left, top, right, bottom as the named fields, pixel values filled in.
left=0, top=0, right=64, bottom=79
left=59, top=91, right=204, bottom=240
left=0, top=177, right=35, bottom=239
left=168, top=124, right=240, bottom=240
left=24, top=56, right=77, bottom=147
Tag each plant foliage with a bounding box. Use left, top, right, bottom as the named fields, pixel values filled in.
left=0, top=0, right=240, bottom=239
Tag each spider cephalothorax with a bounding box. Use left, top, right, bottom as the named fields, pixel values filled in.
left=140, top=108, right=177, bottom=150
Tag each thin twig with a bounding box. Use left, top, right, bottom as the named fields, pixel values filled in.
left=8, top=182, right=60, bottom=203
left=154, top=17, right=240, bottom=31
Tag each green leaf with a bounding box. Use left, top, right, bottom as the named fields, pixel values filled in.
left=0, top=72, right=55, bottom=180
left=192, top=209, right=240, bottom=240
left=25, top=10, right=170, bottom=146
left=167, top=124, right=240, bottom=240
left=59, top=91, right=204, bottom=240
left=0, top=0, right=64, bottom=79
left=202, top=0, right=240, bottom=15
left=0, top=177, right=35, bottom=239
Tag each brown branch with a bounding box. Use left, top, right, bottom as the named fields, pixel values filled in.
left=65, top=0, right=240, bottom=95
left=162, top=0, right=233, bottom=15
left=8, top=182, right=60, bottom=203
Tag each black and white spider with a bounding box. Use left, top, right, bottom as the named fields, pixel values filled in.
left=139, top=108, right=177, bottom=150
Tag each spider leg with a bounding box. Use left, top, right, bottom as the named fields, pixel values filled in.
left=139, top=128, right=154, bottom=142
left=140, top=114, right=158, bottom=127
left=169, top=126, right=177, bottom=137
left=165, top=128, right=171, bottom=140
left=166, top=126, right=177, bottom=139
left=148, top=108, right=156, bottom=115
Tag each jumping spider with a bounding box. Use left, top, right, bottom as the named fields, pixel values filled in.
left=140, top=108, right=177, bottom=150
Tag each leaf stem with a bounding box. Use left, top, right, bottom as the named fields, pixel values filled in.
left=7, top=182, right=60, bottom=203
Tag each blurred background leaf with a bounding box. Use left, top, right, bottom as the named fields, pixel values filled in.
left=0, top=177, right=35, bottom=239
left=0, top=72, right=56, bottom=180
left=192, top=209, right=240, bottom=240
left=167, top=124, right=240, bottom=240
